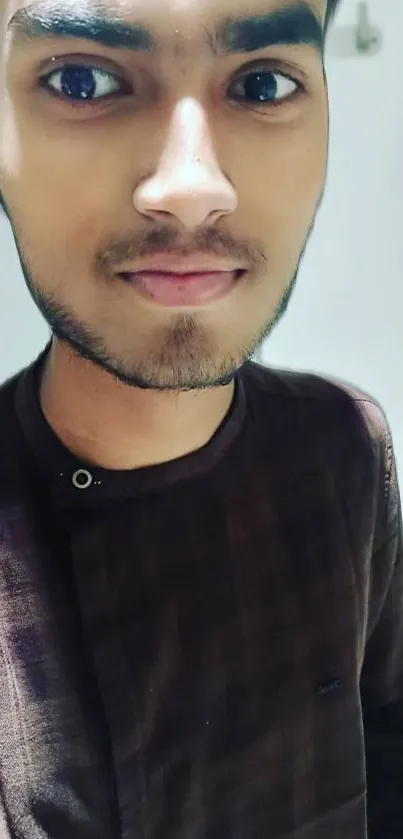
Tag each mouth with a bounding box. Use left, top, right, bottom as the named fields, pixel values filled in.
left=118, top=268, right=245, bottom=307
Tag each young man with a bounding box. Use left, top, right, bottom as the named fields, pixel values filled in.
left=0, top=0, right=401, bottom=836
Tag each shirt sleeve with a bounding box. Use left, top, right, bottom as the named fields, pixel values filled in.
left=360, top=418, right=403, bottom=838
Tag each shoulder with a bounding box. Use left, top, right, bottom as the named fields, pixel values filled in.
left=0, top=368, right=24, bottom=425
left=0, top=364, right=35, bottom=490
left=241, top=360, right=391, bottom=453
left=241, top=362, right=398, bottom=553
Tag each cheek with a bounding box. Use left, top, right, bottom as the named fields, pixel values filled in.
left=2, top=154, right=105, bottom=274
left=235, top=116, right=327, bottom=240
left=0, top=106, right=105, bottom=223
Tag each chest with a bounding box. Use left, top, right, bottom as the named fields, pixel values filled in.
left=0, top=472, right=371, bottom=837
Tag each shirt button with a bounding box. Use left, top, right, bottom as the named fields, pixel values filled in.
left=72, top=469, right=93, bottom=490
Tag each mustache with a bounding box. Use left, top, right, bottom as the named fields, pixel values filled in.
left=96, top=225, right=267, bottom=273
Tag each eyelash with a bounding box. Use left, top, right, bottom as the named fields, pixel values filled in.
left=38, top=61, right=304, bottom=111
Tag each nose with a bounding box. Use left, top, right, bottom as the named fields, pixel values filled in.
left=133, top=98, right=238, bottom=230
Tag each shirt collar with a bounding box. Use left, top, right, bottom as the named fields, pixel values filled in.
left=15, top=347, right=247, bottom=508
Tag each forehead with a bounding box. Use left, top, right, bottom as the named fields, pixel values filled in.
left=2, top=0, right=327, bottom=47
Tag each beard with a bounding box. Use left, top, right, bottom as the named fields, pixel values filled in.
left=20, top=267, right=299, bottom=392
left=3, top=195, right=311, bottom=392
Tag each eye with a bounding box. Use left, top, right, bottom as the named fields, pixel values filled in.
left=229, top=69, right=300, bottom=106
left=41, top=65, right=124, bottom=102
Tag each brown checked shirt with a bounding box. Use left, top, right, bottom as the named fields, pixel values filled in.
left=0, top=349, right=402, bottom=838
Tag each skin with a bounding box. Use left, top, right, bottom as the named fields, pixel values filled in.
left=0, top=0, right=328, bottom=470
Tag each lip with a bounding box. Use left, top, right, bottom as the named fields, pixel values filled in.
left=119, top=269, right=243, bottom=307
left=118, top=256, right=244, bottom=275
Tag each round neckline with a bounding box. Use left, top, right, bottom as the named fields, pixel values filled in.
left=15, top=349, right=247, bottom=507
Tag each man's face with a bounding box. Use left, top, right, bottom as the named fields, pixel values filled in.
left=0, top=0, right=328, bottom=390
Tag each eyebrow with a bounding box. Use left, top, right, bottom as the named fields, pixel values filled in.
left=7, top=1, right=324, bottom=57
left=218, top=3, right=324, bottom=55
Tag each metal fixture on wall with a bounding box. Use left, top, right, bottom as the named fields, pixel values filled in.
left=326, top=1, right=382, bottom=59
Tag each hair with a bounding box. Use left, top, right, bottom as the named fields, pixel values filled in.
left=326, top=0, right=341, bottom=27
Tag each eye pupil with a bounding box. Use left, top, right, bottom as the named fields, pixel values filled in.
left=60, top=67, right=97, bottom=101
left=244, top=72, right=277, bottom=103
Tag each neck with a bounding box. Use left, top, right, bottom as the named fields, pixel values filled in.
left=39, top=341, right=235, bottom=471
